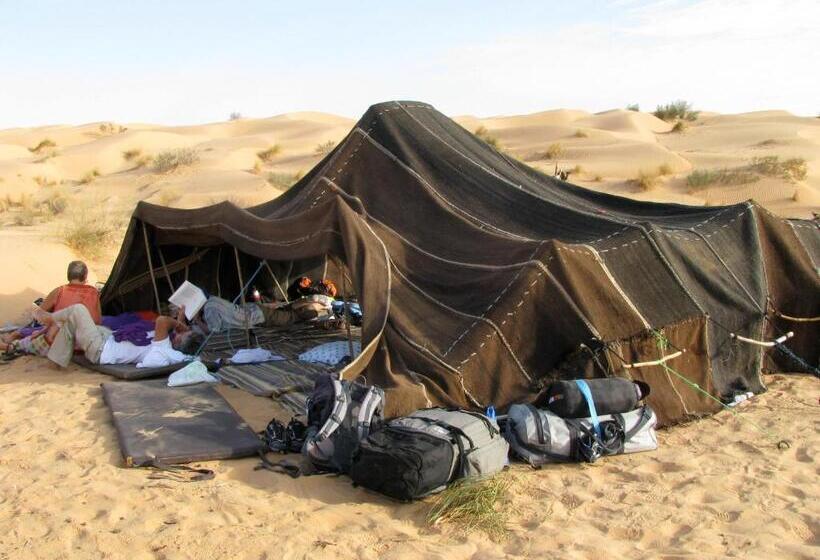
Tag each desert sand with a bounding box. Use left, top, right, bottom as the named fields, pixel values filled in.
left=0, top=365, right=816, bottom=559
left=0, top=107, right=818, bottom=559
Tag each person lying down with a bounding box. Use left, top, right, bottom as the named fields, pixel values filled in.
left=202, top=284, right=336, bottom=333
left=12, top=303, right=204, bottom=369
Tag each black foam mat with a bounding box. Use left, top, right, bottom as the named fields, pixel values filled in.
left=73, top=355, right=184, bottom=380
left=102, top=379, right=263, bottom=466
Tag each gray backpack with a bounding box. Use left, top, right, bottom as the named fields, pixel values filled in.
left=504, top=404, right=658, bottom=465
left=303, top=375, right=385, bottom=473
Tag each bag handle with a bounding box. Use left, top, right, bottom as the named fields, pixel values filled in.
left=574, top=379, right=602, bottom=439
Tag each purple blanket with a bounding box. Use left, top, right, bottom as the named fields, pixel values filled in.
left=107, top=315, right=155, bottom=346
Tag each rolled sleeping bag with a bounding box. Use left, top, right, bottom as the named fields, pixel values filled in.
left=540, top=378, right=650, bottom=418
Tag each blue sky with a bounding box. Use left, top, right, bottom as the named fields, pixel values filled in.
left=0, top=0, right=817, bottom=126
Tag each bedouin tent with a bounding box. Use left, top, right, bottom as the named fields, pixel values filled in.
left=100, top=101, right=819, bottom=426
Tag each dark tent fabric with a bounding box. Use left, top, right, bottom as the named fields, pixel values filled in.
left=100, top=101, right=820, bottom=426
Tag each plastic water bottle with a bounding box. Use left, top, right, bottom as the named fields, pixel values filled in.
left=485, top=405, right=496, bottom=420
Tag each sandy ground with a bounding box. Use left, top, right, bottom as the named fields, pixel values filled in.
left=0, top=363, right=816, bottom=560
left=0, top=106, right=818, bottom=558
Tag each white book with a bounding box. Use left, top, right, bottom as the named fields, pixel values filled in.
left=168, top=281, right=206, bottom=320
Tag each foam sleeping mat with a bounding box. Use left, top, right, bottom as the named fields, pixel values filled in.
left=73, top=355, right=185, bottom=380
left=102, top=379, right=263, bottom=466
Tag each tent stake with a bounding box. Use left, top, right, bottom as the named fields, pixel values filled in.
left=234, top=247, right=251, bottom=348
left=141, top=222, right=162, bottom=314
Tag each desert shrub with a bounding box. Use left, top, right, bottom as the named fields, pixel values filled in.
left=78, top=168, right=101, bottom=184
left=626, top=104, right=640, bottom=112
left=256, top=145, right=281, bottom=162
left=427, top=475, right=510, bottom=541
left=654, top=100, right=699, bottom=122
left=158, top=188, right=182, bottom=206
left=133, top=154, right=153, bottom=168
left=756, top=139, right=778, bottom=147
left=315, top=140, right=336, bottom=156
left=153, top=148, right=199, bottom=173
left=474, top=126, right=500, bottom=148
left=266, top=172, right=301, bottom=189
left=60, top=209, right=117, bottom=258
left=34, top=149, right=57, bottom=163
left=99, top=122, right=126, bottom=134
left=13, top=208, right=37, bottom=226
left=593, top=174, right=603, bottom=182
left=573, top=129, right=588, bottom=138
left=657, top=163, right=673, bottom=176
left=572, top=164, right=584, bottom=175
left=29, top=138, right=56, bottom=153
left=686, top=168, right=759, bottom=191
left=633, top=170, right=660, bottom=191
left=671, top=121, right=687, bottom=133
left=544, top=143, right=564, bottom=160
left=33, top=175, right=57, bottom=187
left=750, top=156, right=807, bottom=182
left=122, top=148, right=142, bottom=161
left=229, top=112, right=242, bottom=121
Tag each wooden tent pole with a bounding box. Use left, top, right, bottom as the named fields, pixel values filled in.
left=234, top=247, right=251, bottom=348
left=263, top=261, right=289, bottom=303
left=338, top=257, right=355, bottom=360
left=141, top=222, right=162, bottom=314
left=157, top=246, right=176, bottom=294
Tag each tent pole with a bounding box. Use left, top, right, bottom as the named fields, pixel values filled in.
left=157, top=246, right=176, bottom=294
left=215, top=248, right=222, bottom=297
left=263, top=261, right=289, bottom=303
left=234, top=247, right=251, bottom=348
left=339, top=257, right=356, bottom=360
left=141, top=222, right=162, bottom=314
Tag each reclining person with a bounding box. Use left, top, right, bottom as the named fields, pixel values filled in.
left=1, top=260, right=101, bottom=349
left=23, top=303, right=203, bottom=368
left=202, top=279, right=337, bottom=333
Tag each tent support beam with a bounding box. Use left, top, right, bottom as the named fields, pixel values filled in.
left=264, top=261, right=289, bottom=303
left=234, top=247, right=251, bottom=348
left=141, top=222, right=162, bottom=314
left=157, top=246, right=176, bottom=295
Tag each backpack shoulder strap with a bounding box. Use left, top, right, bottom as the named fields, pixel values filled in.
left=314, top=379, right=349, bottom=441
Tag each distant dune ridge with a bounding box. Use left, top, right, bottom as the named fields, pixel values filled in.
left=0, top=105, right=817, bottom=321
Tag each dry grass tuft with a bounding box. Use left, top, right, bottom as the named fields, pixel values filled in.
left=573, top=129, right=589, bottom=138
left=158, top=188, right=183, bottom=206
left=122, top=149, right=142, bottom=161
left=78, top=168, right=101, bottom=184
left=671, top=121, right=687, bottom=133
left=29, top=138, right=56, bottom=153
left=750, top=156, right=807, bottom=182
left=153, top=148, right=199, bottom=173
left=755, top=139, right=778, bottom=147
left=266, top=171, right=301, bottom=190
left=572, top=164, right=584, bottom=175
left=256, top=145, right=281, bottom=163
left=657, top=163, right=673, bottom=176
left=626, top=103, right=640, bottom=112
left=427, top=475, right=511, bottom=541
left=33, top=175, right=58, bottom=187
left=474, top=126, right=500, bottom=149
left=633, top=170, right=661, bottom=191
left=99, top=122, right=126, bottom=134
left=544, top=143, right=564, bottom=160
left=593, top=174, right=603, bottom=182
left=686, top=168, right=759, bottom=192
left=59, top=205, right=120, bottom=258
left=315, top=140, right=336, bottom=156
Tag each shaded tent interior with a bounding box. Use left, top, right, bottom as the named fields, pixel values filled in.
left=101, top=101, right=820, bottom=427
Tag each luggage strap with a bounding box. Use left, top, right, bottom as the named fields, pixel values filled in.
left=410, top=416, right=477, bottom=478
left=614, top=406, right=653, bottom=440
left=575, top=379, right=602, bottom=439
left=145, top=460, right=215, bottom=483
left=255, top=451, right=304, bottom=478
left=315, top=379, right=349, bottom=441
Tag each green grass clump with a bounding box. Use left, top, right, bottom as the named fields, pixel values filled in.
left=256, top=145, right=281, bottom=162
left=29, top=138, right=56, bottom=153
left=544, top=143, right=564, bottom=160
left=686, top=168, right=759, bottom=191
left=654, top=100, right=699, bottom=122
left=153, top=148, right=199, bottom=173
left=474, top=126, right=500, bottom=149
left=426, top=476, right=510, bottom=541
left=60, top=210, right=117, bottom=258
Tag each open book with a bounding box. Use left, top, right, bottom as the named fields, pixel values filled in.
left=168, top=281, right=206, bottom=320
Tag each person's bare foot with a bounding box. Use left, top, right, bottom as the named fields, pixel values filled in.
left=30, top=304, right=55, bottom=327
